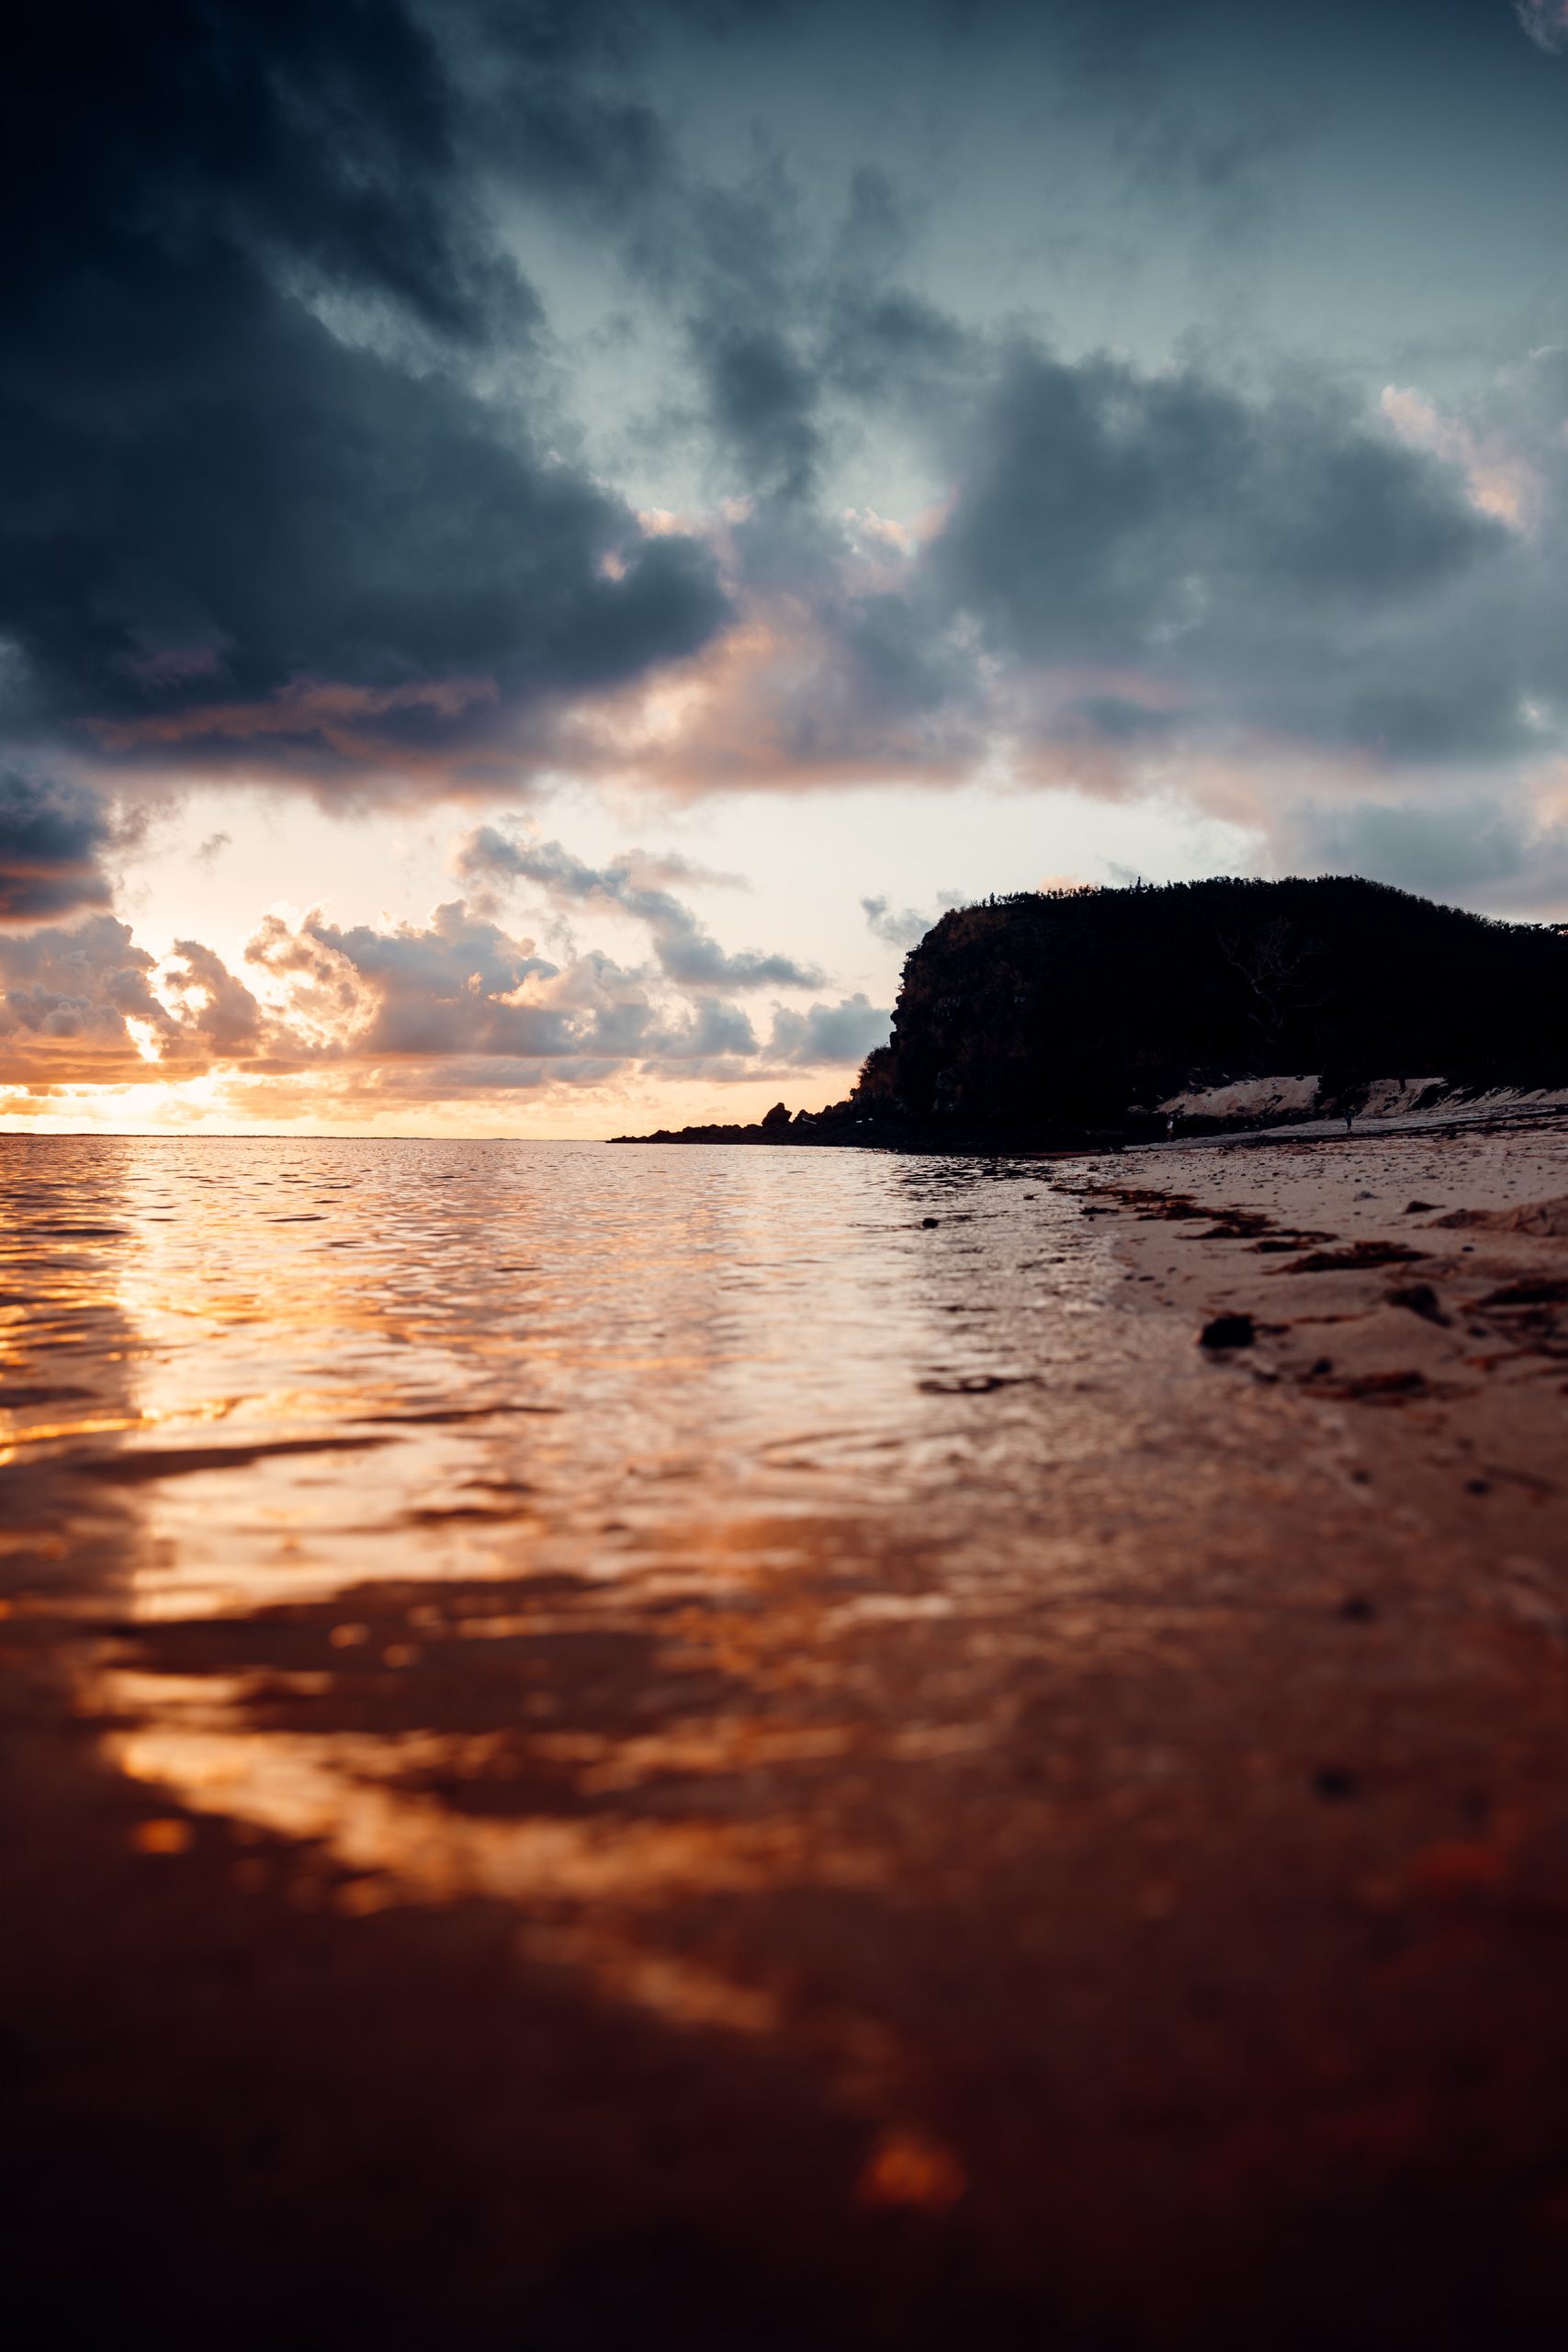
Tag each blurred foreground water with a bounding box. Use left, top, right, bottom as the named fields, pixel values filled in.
left=6, top=1135, right=1568, bottom=2350
left=6, top=1136, right=1173, bottom=1962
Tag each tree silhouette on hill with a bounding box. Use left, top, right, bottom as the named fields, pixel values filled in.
left=848, top=876, right=1568, bottom=1130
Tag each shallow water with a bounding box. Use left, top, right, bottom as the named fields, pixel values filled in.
left=6, top=1133, right=1259, bottom=2012
left=13, top=1133, right=1568, bottom=2346
left=2, top=1134, right=1126, bottom=1613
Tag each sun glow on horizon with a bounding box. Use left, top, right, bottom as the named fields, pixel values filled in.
left=0, top=1068, right=852, bottom=1141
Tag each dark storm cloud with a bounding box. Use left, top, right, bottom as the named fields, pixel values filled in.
left=564, top=87, right=1528, bottom=786
left=0, top=0, right=726, bottom=779
left=1281, top=793, right=1568, bottom=916
left=456, top=828, right=825, bottom=989
left=0, top=772, right=116, bottom=922
left=935, top=351, right=1493, bottom=647
left=704, top=326, right=824, bottom=505
left=5, top=0, right=1563, bottom=820
left=919, top=344, right=1516, bottom=763
left=632, top=302, right=1524, bottom=788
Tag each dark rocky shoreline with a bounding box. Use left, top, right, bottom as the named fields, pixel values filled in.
left=610, top=1099, right=1131, bottom=1154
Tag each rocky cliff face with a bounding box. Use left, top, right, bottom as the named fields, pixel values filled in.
left=847, top=876, right=1568, bottom=1133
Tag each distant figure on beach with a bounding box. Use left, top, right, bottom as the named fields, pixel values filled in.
left=1344, top=1108, right=1354, bottom=1132
left=1166, top=1114, right=1176, bottom=1138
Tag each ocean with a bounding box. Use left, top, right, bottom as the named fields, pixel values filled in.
left=8, top=1128, right=1544, bottom=2346
left=1, top=1131, right=1140, bottom=1614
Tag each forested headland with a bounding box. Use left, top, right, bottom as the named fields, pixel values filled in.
left=616, top=877, right=1568, bottom=1147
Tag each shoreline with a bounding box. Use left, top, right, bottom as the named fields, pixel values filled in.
left=1080, top=1121, right=1568, bottom=1562
left=612, top=1093, right=1568, bottom=1158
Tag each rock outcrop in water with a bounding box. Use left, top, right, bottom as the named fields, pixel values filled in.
left=615, top=876, right=1568, bottom=1147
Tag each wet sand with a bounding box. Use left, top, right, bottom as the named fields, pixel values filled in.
left=1094, top=1118, right=1568, bottom=1556
left=5, top=1131, right=1568, bottom=2350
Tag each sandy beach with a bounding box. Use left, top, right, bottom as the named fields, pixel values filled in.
left=1090, top=1114, right=1568, bottom=1566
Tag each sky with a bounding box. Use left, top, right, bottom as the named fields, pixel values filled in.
left=6, top=0, right=1568, bottom=1136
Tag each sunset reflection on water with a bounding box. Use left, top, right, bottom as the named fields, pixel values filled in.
left=2, top=1133, right=1117, bottom=1610
left=6, top=1134, right=1416, bottom=2177
left=14, top=1132, right=1568, bottom=2346
left=4, top=1135, right=1159, bottom=2060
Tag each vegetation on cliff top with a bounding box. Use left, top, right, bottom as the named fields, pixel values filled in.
left=852, top=876, right=1568, bottom=1130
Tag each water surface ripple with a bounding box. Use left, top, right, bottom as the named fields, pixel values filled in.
left=7, top=1132, right=1479, bottom=2346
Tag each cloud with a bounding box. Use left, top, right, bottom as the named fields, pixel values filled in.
left=862, top=895, right=943, bottom=950
left=0, top=844, right=886, bottom=1111
left=0, top=916, right=180, bottom=1086
left=163, top=938, right=266, bottom=1057
left=571, top=330, right=1533, bottom=797
left=768, top=994, right=890, bottom=1065
left=455, top=827, right=825, bottom=989
left=4, top=0, right=1556, bottom=824
left=1, top=0, right=727, bottom=788
left=702, top=322, right=824, bottom=506
left=649, top=996, right=761, bottom=1061
left=238, top=892, right=747, bottom=1080
left=1516, top=2, right=1568, bottom=53
left=0, top=772, right=116, bottom=923
left=921, top=345, right=1509, bottom=763
left=247, top=900, right=571, bottom=1061
left=1380, top=386, right=1537, bottom=529
left=566, top=104, right=1568, bottom=800
left=1279, top=784, right=1568, bottom=917
left=528, top=218, right=1541, bottom=798
left=10, top=0, right=1568, bottom=969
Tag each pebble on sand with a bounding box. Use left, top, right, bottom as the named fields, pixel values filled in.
left=1199, top=1313, right=1256, bottom=1350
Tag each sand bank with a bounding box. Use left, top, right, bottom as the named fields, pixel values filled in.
left=1089, top=1120, right=1568, bottom=1568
